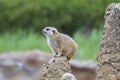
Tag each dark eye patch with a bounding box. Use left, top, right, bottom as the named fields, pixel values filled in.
left=53, top=30, right=55, bottom=34
left=46, top=28, right=50, bottom=31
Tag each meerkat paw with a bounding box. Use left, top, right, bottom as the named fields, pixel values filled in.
left=55, top=53, right=62, bottom=57
left=53, top=53, right=58, bottom=57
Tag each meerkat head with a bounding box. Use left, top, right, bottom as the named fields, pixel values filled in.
left=42, top=27, right=58, bottom=37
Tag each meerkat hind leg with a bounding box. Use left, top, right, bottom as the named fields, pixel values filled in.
left=56, top=49, right=68, bottom=59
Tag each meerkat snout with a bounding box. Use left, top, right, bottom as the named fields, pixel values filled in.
left=42, top=29, right=46, bottom=35
left=42, top=28, right=50, bottom=37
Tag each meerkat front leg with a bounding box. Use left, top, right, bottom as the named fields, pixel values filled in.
left=55, top=48, right=62, bottom=57
left=51, top=46, right=62, bottom=58
left=50, top=46, right=58, bottom=57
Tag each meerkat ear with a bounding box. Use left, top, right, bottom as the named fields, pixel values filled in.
left=53, top=30, right=56, bottom=34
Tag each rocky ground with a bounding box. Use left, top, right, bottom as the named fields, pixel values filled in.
left=0, top=50, right=96, bottom=80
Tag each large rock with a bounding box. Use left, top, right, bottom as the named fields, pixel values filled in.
left=39, top=56, right=72, bottom=80
left=96, top=3, right=120, bottom=80
left=0, top=50, right=96, bottom=80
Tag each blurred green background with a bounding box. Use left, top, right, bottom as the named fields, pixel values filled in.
left=0, top=0, right=119, bottom=60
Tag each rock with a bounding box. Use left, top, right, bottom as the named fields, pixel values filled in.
left=0, top=50, right=96, bottom=80
left=96, top=3, right=120, bottom=80
left=60, top=73, right=77, bottom=80
left=0, top=50, right=52, bottom=80
left=39, top=56, right=72, bottom=80
left=70, top=60, right=96, bottom=80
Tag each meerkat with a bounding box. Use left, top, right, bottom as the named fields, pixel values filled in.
left=42, top=27, right=77, bottom=60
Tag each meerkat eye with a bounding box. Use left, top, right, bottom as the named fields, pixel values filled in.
left=46, top=28, right=50, bottom=31
left=53, top=30, right=56, bottom=34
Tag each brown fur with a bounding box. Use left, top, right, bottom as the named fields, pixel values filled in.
left=42, top=27, right=77, bottom=60
left=54, top=32, right=77, bottom=60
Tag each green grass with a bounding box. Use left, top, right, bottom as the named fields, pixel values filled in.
left=73, top=30, right=102, bottom=60
left=0, top=30, right=50, bottom=52
left=0, top=30, right=102, bottom=60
